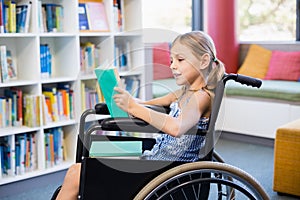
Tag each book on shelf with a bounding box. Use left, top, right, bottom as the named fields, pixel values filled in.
left=44, top=127, right=64, bottom=168
left=0, top=0, right=4, bottom=33
left=4, top=90, right=16, bottom=126
left=122, top=76, right=141, bottom=98
left=40, top=44, right=52, bottom=78
left=81, top=81, right=104, bottom=110
left=6, top=50, right=17, bottom=80
left=79, top=2, right=109, bottom=32
left=80, top=42, right=96, bottom=73
left=94, top=67, right=128, bottom=118
left=78, top=3, right=89, bottom=30
left=89, top=141, right=142, bottom=157
left=0, top=136, right=15, bottom=176
left=41, top=3, right=64, bottom=33
left=4, top=88, right=23, bottom=127
left=0, top=133, right=37, bottom=177
left=0, top=97, right=10, bottom=128
left=0, top=45, right=8, bottom=82
left=80, top=42, right=101, bottom=74
left=16, top=0, right=32, bottom=33
left=57, top=83, right=74, bottom=120
left=23, top=94, right=41, bottom=127
left=42, top=87, right=59, bottom=122
left=0, top=46, right=17, bottom=82
left=42, top=84, right=74, bottom=123
left=5, top=0, right=16, bottom=33
left=113, top=0, right=124, bottom=32
left=114, top=41, right=132, bottom=71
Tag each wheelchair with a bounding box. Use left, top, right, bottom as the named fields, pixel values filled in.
left=52, top=73, right=270, bottom=200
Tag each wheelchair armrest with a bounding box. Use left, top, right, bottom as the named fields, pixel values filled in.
left=95, top=103, right=110, bottom=115
left=100, top=117, right=207, bottom=136
left=100, top=117, right=161, bottom=133
left=94, top=103, right=171, bottom=115
left=95, top=103, right=206, bottom=135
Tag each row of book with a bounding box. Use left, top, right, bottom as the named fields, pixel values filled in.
left=0, top=83, right=75, bottom=128
left=78, top=1, right=109, bottom=32
left=1, top=88, right=44, bottom=128
left=81, top=81, right=104, bottom=111
left=0, top=132, right=36, bottom=177
left=0, top=127, right=65, bottom=177
left=0, top=45, right=17, bottom=83
left=121, top=76, right=141, bottom=98
left=42, top=83, right=75, bottom=124
left=114, top=42, right=132, bottom=72
left=38, top=2, right=64, bottom=33
left=44, top=127, right=65, bottom=169
left=1, top=88, right=23, bottom=128
left=40, top=44, right=52, bottom=78
left=0, top=0, right=32, bottom=33
left=80, top=42, right=101, bottom=74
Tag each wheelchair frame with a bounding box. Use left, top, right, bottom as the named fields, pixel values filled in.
left=52, top=74, right=270, bottom=200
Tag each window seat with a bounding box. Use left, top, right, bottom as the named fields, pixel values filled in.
left=225, top=80, right=300, bottom=102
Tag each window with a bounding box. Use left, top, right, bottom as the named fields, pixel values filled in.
left=237, top=0, right=296, bottom=41
left=142, top=0, right=192, bottom=34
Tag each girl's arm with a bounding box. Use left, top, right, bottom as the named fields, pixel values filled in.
left=113, top=87, right=210, bottom=137
left=140, top=90, right=180, bottom=106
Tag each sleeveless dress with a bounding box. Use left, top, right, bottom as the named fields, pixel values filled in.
left=142, top=91, right=209, bottom=162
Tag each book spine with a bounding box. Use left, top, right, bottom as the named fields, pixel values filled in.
left=24, top=1, right=32, bottom=33
left=0, top=45, right=8, bottom=82
left=5, top=1, right=16, bottom=33
left=0, top=0, right=4, bottom=33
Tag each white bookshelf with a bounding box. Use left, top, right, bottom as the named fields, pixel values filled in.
left=0, top=0, right=144, bottom=185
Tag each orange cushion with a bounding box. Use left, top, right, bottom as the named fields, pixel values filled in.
left=238, top=44, right=272, bottom=79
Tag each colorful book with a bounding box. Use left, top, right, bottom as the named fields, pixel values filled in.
left=5, top=0, right=16, bottom=33
left=6, top=50, right=17, bottom=79
left=78, top=3, right=89, bottom=30
left=0, top=0, right=4, bottom=33
left=0, top=45, right=8, bottom=82
left=85, top=2, right=109, bottom=31
left=94, top=67, right=128, bottom=117
left=17, top=0, right=32, bottom=33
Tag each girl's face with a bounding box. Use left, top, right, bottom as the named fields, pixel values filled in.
left=170, top=42, right=204, bottom=88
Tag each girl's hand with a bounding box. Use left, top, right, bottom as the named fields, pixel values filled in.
left=113, top=87, right=135, bottom=113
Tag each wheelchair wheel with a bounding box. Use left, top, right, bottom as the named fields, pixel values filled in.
left=134, top=161, right=269, bottom=200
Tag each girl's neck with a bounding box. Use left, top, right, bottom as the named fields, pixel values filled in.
left=184, top=84, right=206, bottom=92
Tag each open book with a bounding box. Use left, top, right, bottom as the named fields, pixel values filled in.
left=94, top=67, right=128, bottom=117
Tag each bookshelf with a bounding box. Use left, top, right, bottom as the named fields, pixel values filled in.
left=0, top=0, right=144, bottom=185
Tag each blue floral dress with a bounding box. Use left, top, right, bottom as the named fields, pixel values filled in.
left=142, top=93, right=209, bottom=162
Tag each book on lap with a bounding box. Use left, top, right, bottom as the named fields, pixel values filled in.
left=89, top=141, right=142, bottom=157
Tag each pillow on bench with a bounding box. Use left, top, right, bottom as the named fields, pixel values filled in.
left=237, top=44, right=300, bottom=82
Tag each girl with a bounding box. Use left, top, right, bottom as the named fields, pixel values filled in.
left=55, top=31, right=225, bottom=199
left=114, top=30, right=225, bottom=162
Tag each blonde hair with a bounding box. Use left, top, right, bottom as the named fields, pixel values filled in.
left=171, top=31, right=225, bottom=91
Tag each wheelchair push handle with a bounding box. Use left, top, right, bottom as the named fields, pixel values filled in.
left=224, top=73, right=262, bottom=88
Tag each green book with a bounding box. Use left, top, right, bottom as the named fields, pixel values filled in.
left=89, top=141, right=143, bottom=157
left=94, top=67, right=128, bottom=117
